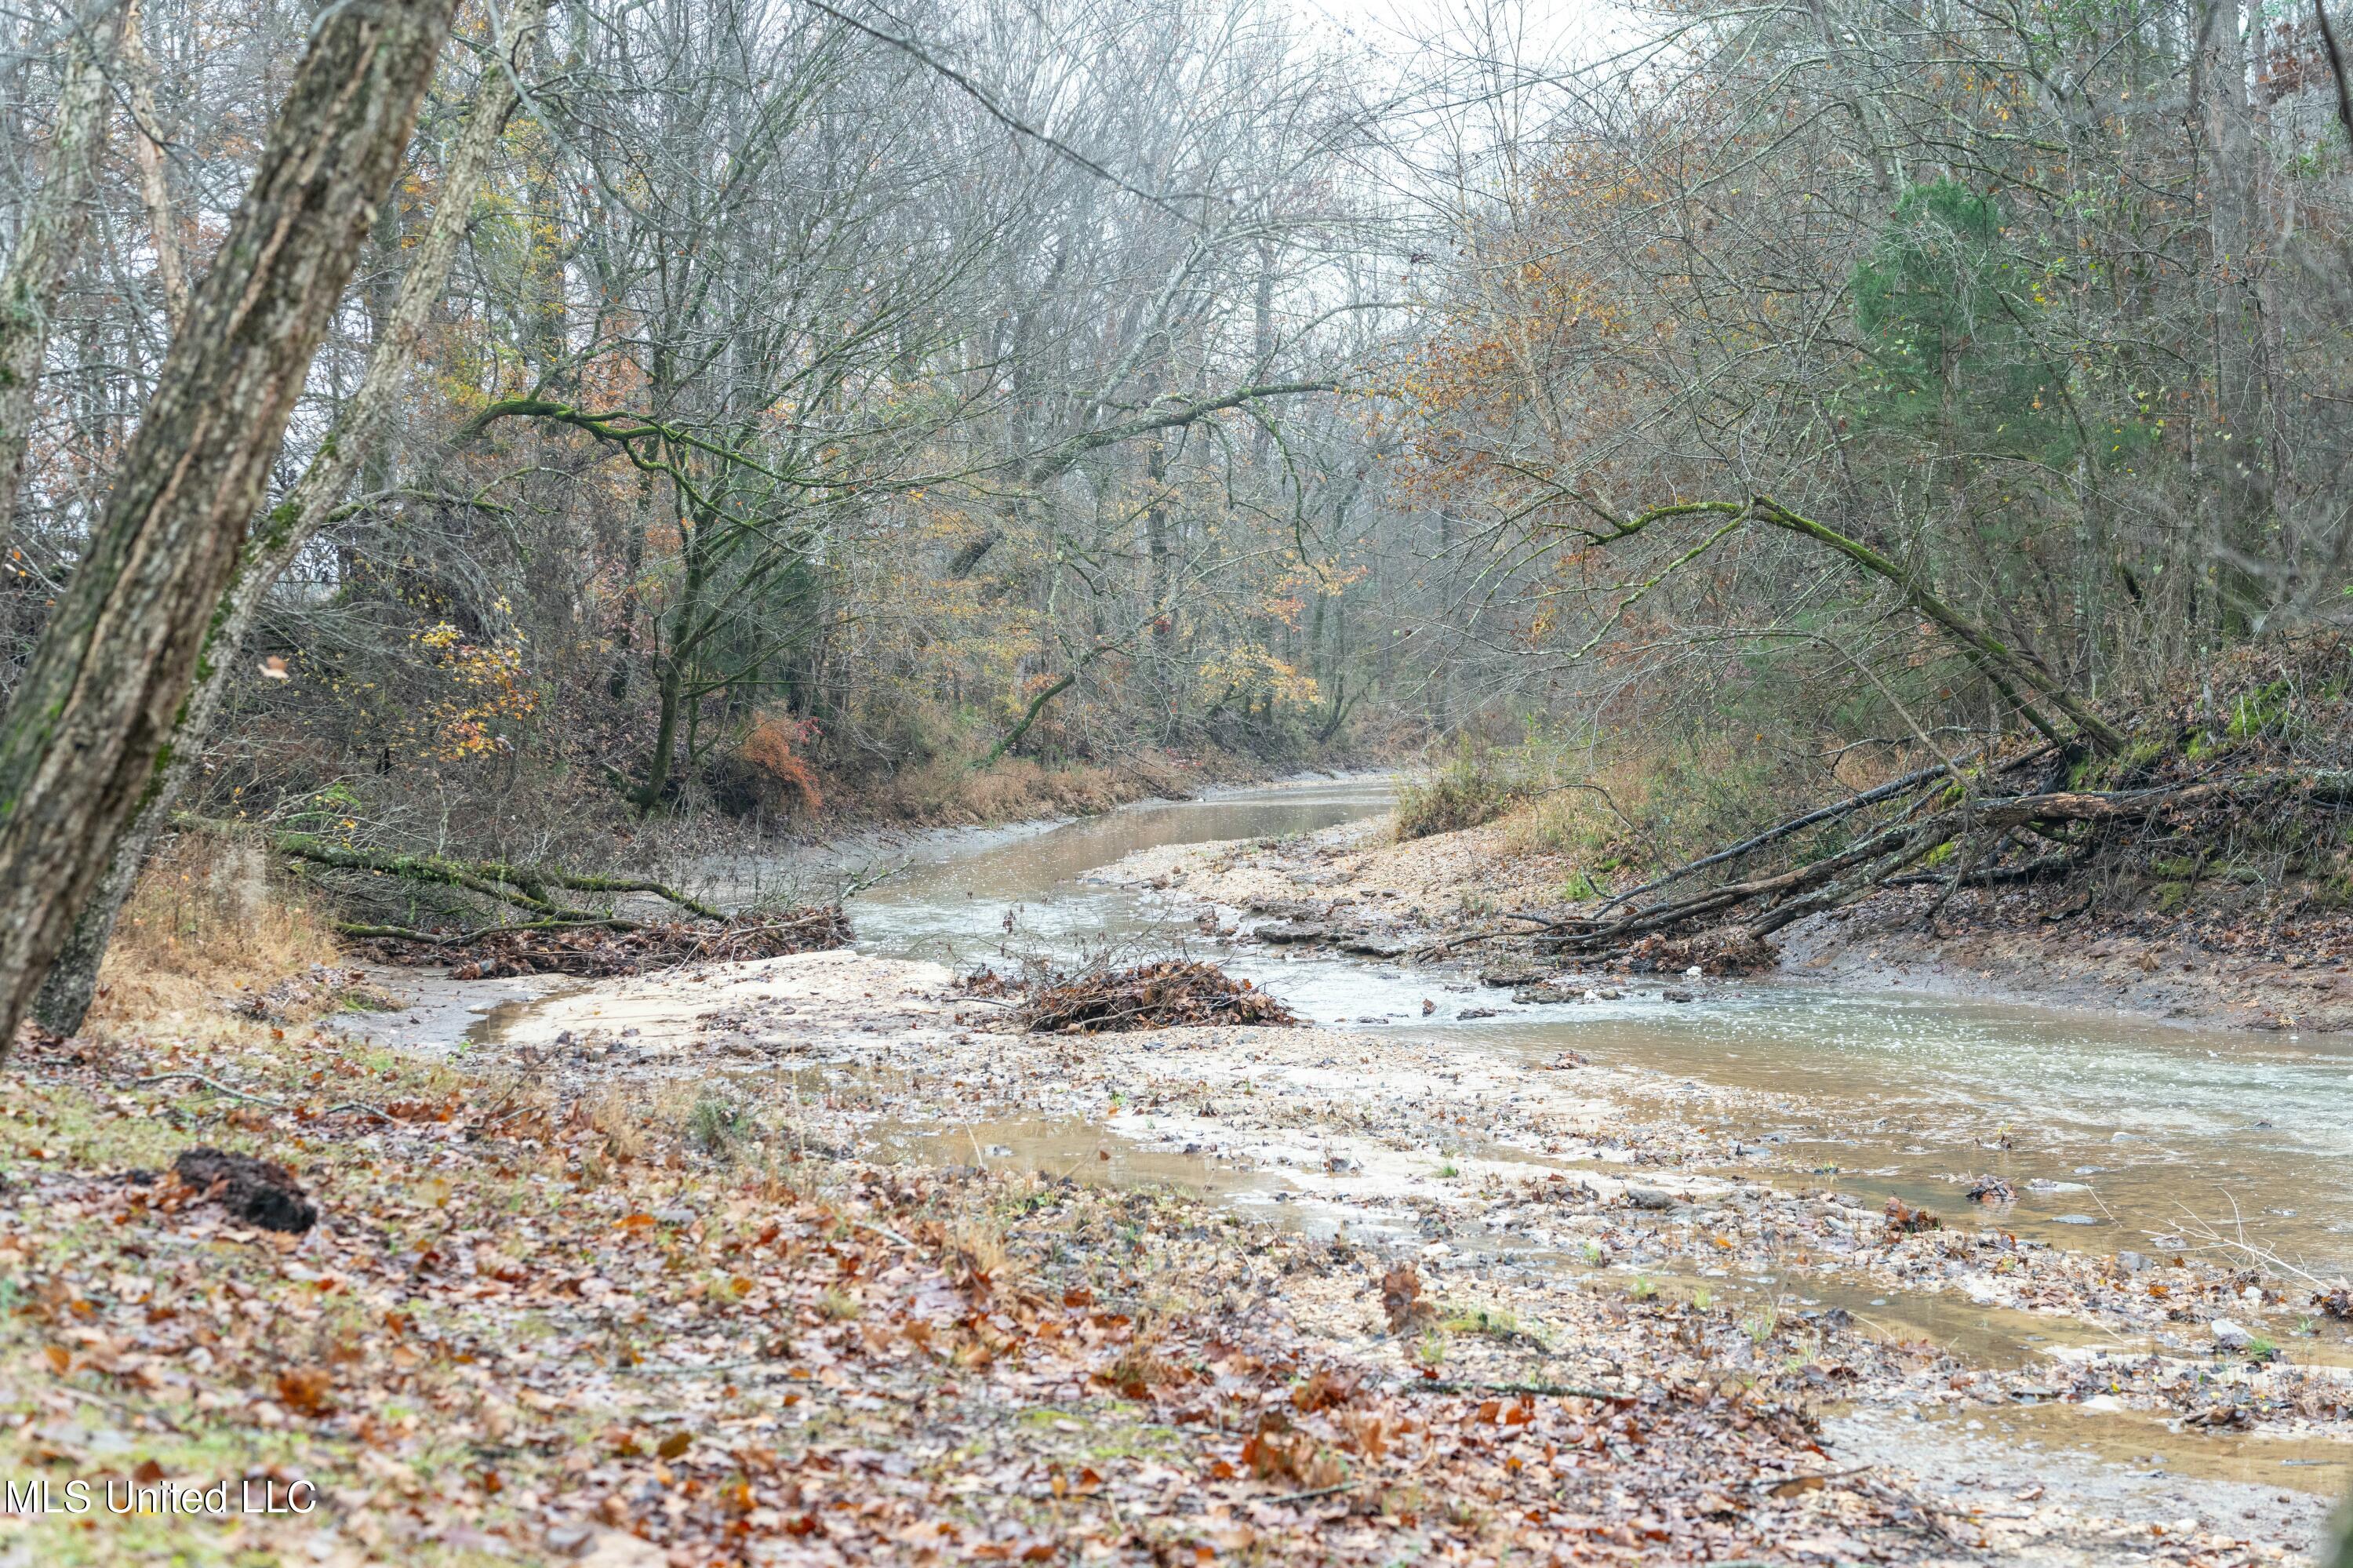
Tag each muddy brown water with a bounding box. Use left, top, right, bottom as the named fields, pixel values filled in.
left=833, top=777, right=2353, bottom=1502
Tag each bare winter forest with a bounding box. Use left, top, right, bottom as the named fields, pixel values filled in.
left=5, top=0, right=2353, bottom=1562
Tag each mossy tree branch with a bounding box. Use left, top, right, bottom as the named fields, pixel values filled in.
left=1566, top=496, right=2127, bottom=755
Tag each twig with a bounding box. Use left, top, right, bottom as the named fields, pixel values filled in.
left=1400, top=1379, right=1621, bottom=1399
left=1264, top=1483, right=1351, bottom=1505
left=59, top=1382, right=187, bottom=1435
left=320, top=1101, right=395, bottom=1122
left=131, top=1071, right=284, bottom=1107
left=617, top=1359, right=760, bottom=1377
left=852, top=1219, right=918, bottom=1250
left=1748, top=1462, right=1875, bottom=1490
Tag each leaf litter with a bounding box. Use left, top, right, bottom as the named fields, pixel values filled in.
left=0, top=947, right=2333, bottom=1565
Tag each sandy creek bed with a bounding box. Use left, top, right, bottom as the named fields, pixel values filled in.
left=343, top=777, right=2353, bottom=1557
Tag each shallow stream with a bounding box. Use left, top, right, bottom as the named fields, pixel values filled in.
left=847, top=777, right=2353, bottom=1283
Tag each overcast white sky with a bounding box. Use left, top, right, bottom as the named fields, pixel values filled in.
left=1282, top=0, right=1623, bottom=68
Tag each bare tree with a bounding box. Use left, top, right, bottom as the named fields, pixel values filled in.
left=0, top=0, right=457, bottom=1050
left=31, top=0, right=552, bottom=1035
left=0, top=1, right=119, bottom=558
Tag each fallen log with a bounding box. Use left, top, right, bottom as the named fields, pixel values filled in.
left=1590, top=741, right=2053, bottom=917
left=1544, top=769, right=2353, bottom=954
left=184, top=814, right=728, bottom=924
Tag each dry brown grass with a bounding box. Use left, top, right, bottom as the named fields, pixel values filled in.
left=89, top=831, right=343, bottom=1037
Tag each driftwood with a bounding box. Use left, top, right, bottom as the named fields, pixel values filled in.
left=1528, top=769, right=2353, bottom=954
left=1006, top=960, right=1299, bottom=1034
left=357, top=908, right=851, bottom=978
left=1588, top=741, right=2053, bottom=916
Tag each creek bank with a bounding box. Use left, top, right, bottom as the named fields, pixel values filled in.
left=365, top=945, right=2351, bottom=1549
left=1105, top=810, right=2353, bottom=1035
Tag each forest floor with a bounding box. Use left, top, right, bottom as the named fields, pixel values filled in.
left=2, top=903, right=2345, bottom=1566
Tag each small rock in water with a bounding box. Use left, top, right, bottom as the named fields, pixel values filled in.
left=2209, top=1319, right=2252, bottom=1351
left=2049, top=1213, right=2100, bottom=1225
left=1661, top=987, right=1696, bottom=1003
left=2109, top=1131, right=2137, bottom=1143
left=1682, top=965, right=1704, bottom=979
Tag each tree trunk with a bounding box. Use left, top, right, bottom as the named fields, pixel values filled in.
left=2196, top=0, right=2271, bottom=623
left=32, top=0, right=544, bottom=1037
left=0, top=9, right=118, bottom=558
left=0, top=0, right=456, bottom=1052
left=123, top=0, right=190, bottom=332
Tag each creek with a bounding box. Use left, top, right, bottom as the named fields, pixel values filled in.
left=846, top=776, right=2353, bottom=1282
left=835, top=774, right=2353, bottom=1504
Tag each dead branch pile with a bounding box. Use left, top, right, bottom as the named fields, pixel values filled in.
left=1620, top=930, right=1779, bottom=976
left=1016, top=960, right=1298, bottom=1034
left=357, top=908, right=850, bottom=978
left=1467, top=640, right=2353, bottom=963
left=1523, top=766, right=2353, bottom=959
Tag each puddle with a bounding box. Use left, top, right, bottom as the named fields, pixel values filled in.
left=1827, top=1403, right=2341, bottom=1532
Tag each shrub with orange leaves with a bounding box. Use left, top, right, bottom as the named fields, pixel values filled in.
left=739, top=711, right=824, bottom=814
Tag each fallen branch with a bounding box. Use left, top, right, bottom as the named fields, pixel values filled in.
left=1402, top=1380, right=1623, bottom=1399
left=1533, top=769, right=2353, bottom=955
left=131, top=1071, right=284, bottom=1107
left=1591, top=743, right=2050, bottom=917
left=182, top=815, right=726, bottom=923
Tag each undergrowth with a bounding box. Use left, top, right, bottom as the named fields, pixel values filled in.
left=90, top=831, right=344, bottom=1038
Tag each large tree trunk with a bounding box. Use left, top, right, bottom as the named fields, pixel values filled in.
left=0, top=0, right=456, bottom=1053
left=0, top=8, right=118, bottom=556
left=32, top=0, right=547, bottom=1037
